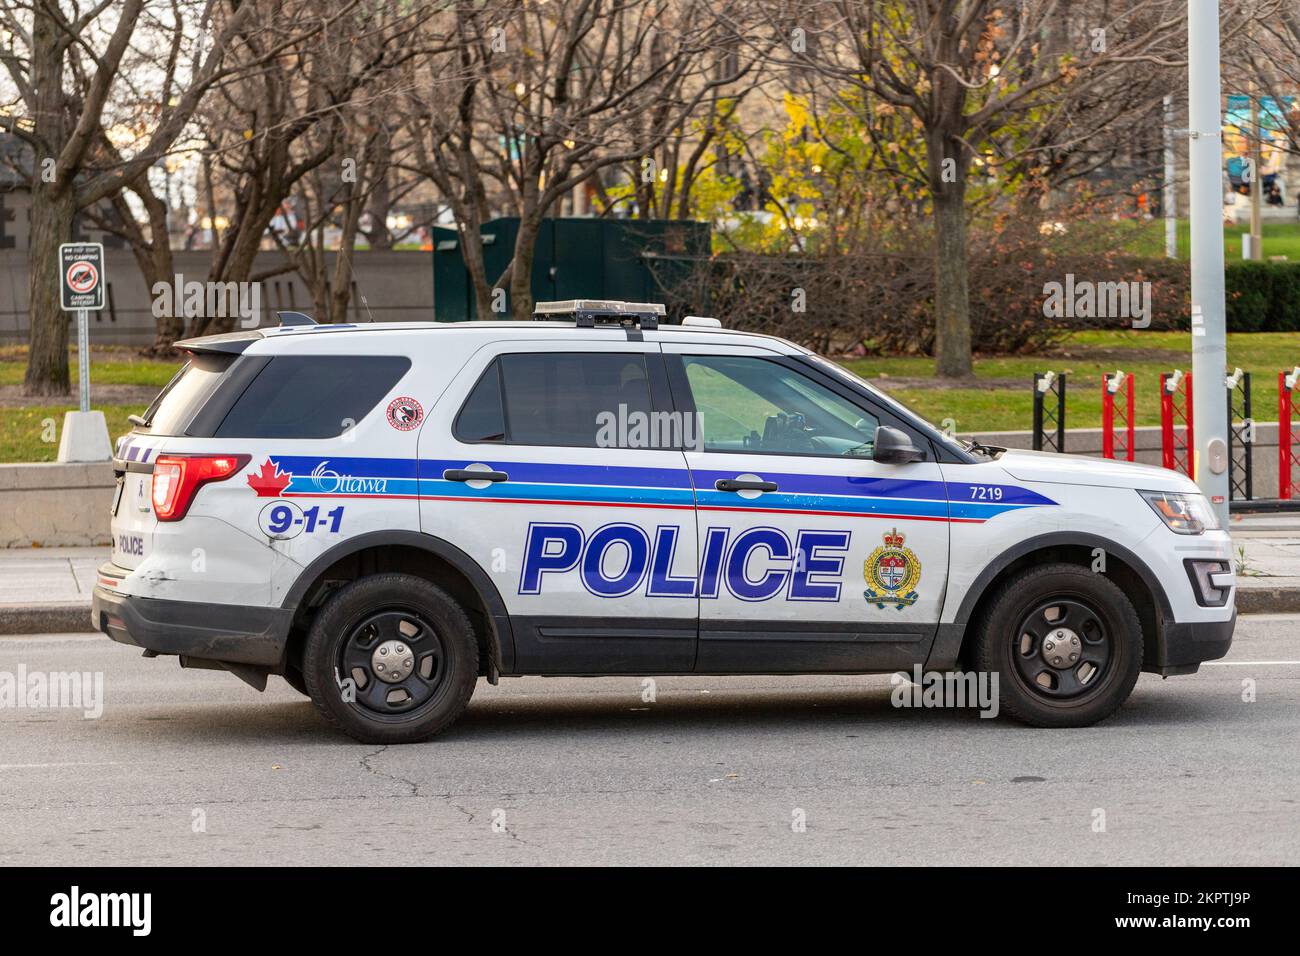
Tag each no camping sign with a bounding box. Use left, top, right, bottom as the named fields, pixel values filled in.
left=60, top=243, right=105, bottom=311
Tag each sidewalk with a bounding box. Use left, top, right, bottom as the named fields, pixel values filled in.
left=0, top=545, right=103, bottom=633
left=1, top=516, right=1298, bottom=634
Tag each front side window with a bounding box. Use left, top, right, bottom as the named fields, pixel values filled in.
left=681, top=355, right=880, bottom=456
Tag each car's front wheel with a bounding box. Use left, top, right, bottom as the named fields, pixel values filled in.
left=973, top=563, right=1142, bottom=727
left=302, top=573, right=479, bottom=744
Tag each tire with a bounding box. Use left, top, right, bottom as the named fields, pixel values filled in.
left=302, top=573, right=479, bottom=744
left=972, top=563, right=1142, bottom=728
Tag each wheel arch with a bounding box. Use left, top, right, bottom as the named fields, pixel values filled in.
left=281, top=531, right=514, bottom=678
left=935, top=532, right=1172, bottom=673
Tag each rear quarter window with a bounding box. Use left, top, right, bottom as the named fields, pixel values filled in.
left=143, top=354, right=236, bottom=436
left=214, top=355, right=411, bottom=439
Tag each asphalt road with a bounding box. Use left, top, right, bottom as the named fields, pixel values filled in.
left=1, top=617, right=1297, bottom=866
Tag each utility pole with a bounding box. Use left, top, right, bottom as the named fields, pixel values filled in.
left=1248, top=82, right=1263, bottom=259
left=1163, top=94, right=1177, bottom=258
left=1188, top=0, right=1230, bottom=526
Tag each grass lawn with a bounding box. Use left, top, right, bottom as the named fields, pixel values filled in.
left=843, top=329, right=1299, bottom=435
left=1124, top=218, right=1300, bottom=260
left=1, top=331, right=1298, bottom=460
left=0, top=347, right=179, bottom=462
left=0, top=405, right=147, bottom=462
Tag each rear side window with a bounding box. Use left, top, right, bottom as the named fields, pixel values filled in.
left=456, top=353, right=653, bottom=447
left=214, top=356, right=410, bottom=439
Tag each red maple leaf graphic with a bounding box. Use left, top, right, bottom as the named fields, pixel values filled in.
left=247, top=459, right=292, bottom=497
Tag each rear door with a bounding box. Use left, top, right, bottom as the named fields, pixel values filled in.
left=663, top=345, right=950, bottom=673
left=418, top=340, right=699, bottom=674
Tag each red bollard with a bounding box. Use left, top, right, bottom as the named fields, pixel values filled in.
left=1280, top=370, right=1300, bottom=500
left=1160, top=370, right=1194, bottom=477
left=1102, top=372, right=1135, bottom=461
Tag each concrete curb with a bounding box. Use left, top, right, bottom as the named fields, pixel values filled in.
left=1235, top=587, right=1300, bottom=615
left=0, top=590, right=1296, bottom=637
left=0, top=602, right=92, bottom=635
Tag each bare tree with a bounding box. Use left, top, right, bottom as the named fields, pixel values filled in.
left=188, top=0, right=435, bottom=336
left=410, top=0, right=756, bottom=320
left=0, top=0, right=253, bottom=395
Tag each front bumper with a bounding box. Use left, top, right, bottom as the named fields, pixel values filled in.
left=92, top=585, right=293, bottom=668
left=1158, top=611, right=1236, bottom=675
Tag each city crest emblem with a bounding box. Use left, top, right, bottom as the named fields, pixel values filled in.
left=864, top=528, right=921, bottom=610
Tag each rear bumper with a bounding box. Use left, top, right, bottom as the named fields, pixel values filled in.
left=92, top=584, right=293, bottom=668
left=1158, top=611, right=1236, bottom=675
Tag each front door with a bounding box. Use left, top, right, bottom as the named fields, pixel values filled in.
left=663, top=346, right=949, bottom=673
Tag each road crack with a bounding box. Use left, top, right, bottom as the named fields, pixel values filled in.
left=358, top=745, right=419, bottom=797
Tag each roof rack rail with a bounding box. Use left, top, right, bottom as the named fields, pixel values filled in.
left=533, top=299, right=665, bottom=330
left=277, top=310, right=317, bottom=327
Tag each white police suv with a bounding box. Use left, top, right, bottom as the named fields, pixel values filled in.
left=93, top=301, right=1236, bottom=743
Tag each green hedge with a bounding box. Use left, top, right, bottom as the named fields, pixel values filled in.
left=1226, top=261, right=1300, bottom=332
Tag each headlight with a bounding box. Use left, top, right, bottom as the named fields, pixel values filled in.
left=1138, top=490, right=1218, bottom=534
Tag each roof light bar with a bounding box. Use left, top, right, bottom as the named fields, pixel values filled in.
left=533, top=299, right=665, bottom=330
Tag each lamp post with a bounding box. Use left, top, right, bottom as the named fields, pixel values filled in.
left=1187, top=0, right=1230, bottom=526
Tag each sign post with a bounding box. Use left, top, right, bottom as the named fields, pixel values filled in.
left=56, top=242, right=111, bottom=462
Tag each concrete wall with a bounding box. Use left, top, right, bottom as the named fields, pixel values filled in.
left=0, top=426, right=1281, bottom=547
left=0, top=462, right=115, bottom=547
left=0, top=248, right=435, bottom=346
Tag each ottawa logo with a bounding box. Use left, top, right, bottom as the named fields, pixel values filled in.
left=386, top=396, right=423, bottom=431
left=864, top=528, right=921, bottom=610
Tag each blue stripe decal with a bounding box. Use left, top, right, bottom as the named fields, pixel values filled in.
left=418, top=458, right=693, bottom=489
left=262, top=454, right=1057, bottom=519
left=424, top=480, right=696, bottom=507
left=694, top=489, right=952, bottom=518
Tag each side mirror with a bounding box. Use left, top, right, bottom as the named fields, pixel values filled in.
left=872, top=425, right=925, bottom=464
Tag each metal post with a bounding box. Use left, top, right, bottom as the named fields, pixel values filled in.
left=77, top=307, right=89, bottom=413
left=1163, top=94, right=1177, bottom=259
left=1032, top=374, right=1045, bottom=452
left=1249, top=82, right=1262, bottom=260
left=1188, top=0, right=1231, bottom=525
left=1056, top=374, right=1067, bottom=453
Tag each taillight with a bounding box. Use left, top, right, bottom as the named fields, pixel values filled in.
left=151, top=454, right=250, bottom=521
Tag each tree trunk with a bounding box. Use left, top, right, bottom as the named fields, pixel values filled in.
left=119, top=188, right=182, bottom=355
left=329, top=184, right=366, bottom=324
left=509, top=213, right=542, bottom=321
left=460, top=224, right=495, bottom=321
left=24, top=185, right=76, bottom=396
left=929, top=136, right=973, bottom=379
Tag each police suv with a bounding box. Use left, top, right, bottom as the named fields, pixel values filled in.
left=93, top=301, right=1236, bottom=743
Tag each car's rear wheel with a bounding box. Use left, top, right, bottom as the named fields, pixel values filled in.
left=302, top=573, right=478, bottom=744
left=973, top=563, right=1142, bottom=727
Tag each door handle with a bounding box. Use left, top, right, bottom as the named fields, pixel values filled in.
left=715, top=478, right=778, bottom=492
left=443, top=468, right=509, bottom=482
